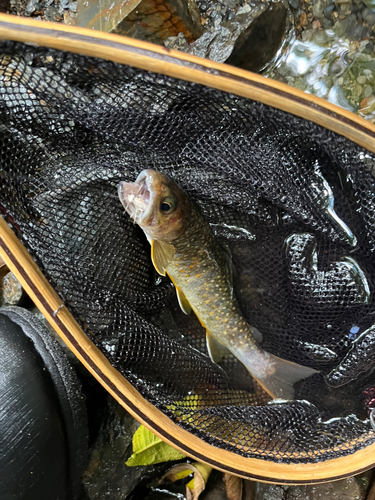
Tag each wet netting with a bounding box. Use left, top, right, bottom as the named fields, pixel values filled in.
left=1, top=39, right=375, bottom=465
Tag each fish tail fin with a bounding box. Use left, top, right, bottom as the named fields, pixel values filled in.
left=251, top=354, right=318, bottom=400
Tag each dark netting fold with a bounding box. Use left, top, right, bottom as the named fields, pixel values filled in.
left=1, top=40, right=375, bottom=464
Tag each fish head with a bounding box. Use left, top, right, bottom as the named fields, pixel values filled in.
left=118, top=169, right=191, bottom=242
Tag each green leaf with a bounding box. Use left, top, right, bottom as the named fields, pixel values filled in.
left=126, top=425, right=186, bottom=466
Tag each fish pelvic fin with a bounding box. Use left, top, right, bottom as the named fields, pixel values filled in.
left=151, top=239, right=175, bottom=276
left=248, top=353, right=318, bottom=400
left=175, top=286, right=192, bottom=315
left=206, top=330, right=231, bottom=363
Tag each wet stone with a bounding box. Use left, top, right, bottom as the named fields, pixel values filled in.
left=83, top=396, right=160, bottom=500
left=198, top=1, right=208, bottom=11
left=288, top=0, right=299, bottom=9
left=321, top=16, right=334, bottom=28
left=313, top=0, right=325, bottom=18
left=44, top=5, right=62, bottom=20
left=255, top=483, right=287, bottom=500
left=324, top=4, right=335, bottom=17
left=25, top=0, right=40, bottom=13
left=0, top=272, right=25, bottom=306
left=286, top=476, right=363, bottom=499
left=164, top=32, right=191, bottom=51
left=59, top=0, right=69, bottom=8
left=362, top=7, right=375, bottom=26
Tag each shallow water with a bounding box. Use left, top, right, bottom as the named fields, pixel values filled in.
left=264, top=9, right=375, bottom=124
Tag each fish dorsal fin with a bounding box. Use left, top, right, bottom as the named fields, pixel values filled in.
left=151, top=239, right=175, bottom=276
left=175, top=286, right=192, bottom=315
left=206, top=330, right=230, bottom=363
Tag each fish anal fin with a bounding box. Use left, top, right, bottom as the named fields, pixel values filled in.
left=206, top=331, right=230, bottom=363
left=253, top=354, right=318, bottom=400
left=175, top=286, right=191, bottom=315
left=151, top=239, right=175, bottom=276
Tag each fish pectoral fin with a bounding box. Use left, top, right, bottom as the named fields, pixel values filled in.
left=151, top=239, right=175, bottom=276
left=175, top=286, right=192, bottom=315
left=206, top=331, right=230, bottom=363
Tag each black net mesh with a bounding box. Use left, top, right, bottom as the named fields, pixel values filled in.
left=1, top=40, right=375, bottom=465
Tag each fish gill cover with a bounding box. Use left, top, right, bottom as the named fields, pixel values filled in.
left=1, top=40, right=375, bottom=463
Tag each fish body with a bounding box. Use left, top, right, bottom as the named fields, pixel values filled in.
left=118, top=169, right=317, bottom=399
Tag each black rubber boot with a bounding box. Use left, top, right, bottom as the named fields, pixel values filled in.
left=0, top=306, right=88, bottom=500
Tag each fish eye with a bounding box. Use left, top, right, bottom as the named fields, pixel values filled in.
left=160, top=197, right=176, bottom=213
left=160, top=202, right=172, bottom=212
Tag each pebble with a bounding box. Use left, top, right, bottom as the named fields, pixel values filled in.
left=322, top=17, right=334, bottom=27
left=220, top=0, right=238, bottom=8
left=44, top=5, right=62, bottom=21
left=288, top=0, right=300, bottom=8
left=25, top=0, right=39, bottom=14
left=59, top=0, right=69, bottom=8
left=313, top=0, right=325, bottom=18
left=300, top=11, right=308, bottom=25
left=324, top=4, right=335, bottom=16
left=68, top=1, right=76, bottom=12
left=236, top=3, right=252, bottom=14
left=362, top=7, right=375, bottom=25
left=1, top=272, right=25, bottom=306
left=255, top=483, right=286, bottom=499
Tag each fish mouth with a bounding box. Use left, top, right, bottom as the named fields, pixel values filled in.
left=118, top=170, right=154, bottom=225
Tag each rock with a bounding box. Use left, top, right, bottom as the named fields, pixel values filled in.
left=313, top=0, right=325, bottom=18
left=236, top=3, right=252, bottom=14
left=69, top=1, right=77, bottom=12
left=322, top=17, right=333, bottom=27
left=221, top=0, right=238, bottom=8
left=164, top=31, right=191, bottom=51
left=1, top=272, right=25, bottom=306
left=83, top=396, right=159, bottom=500
left=25, top=0, right=40, bottom=14
left=44, top=5, right=62, bottom=21
left=59, top=0, right=69, bottom=9
left=186, top=0, right=288, bottom=72
left=362, top=7, right=375, bottom=25
left=288, top=0, right=299, bottom=9
left=324, top=4, right=335, bottom=17
left=225, top=2, right=289, bottom=72
left=255, top=483, right=287, bottom=500
left=286, top=476, right=363, bottom=499
left=334, top=14, right=356, bottom=37
left=364, top=41, right=374, bottom=53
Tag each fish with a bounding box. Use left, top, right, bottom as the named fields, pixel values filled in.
left=118, top=169, right=318, bottom=399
